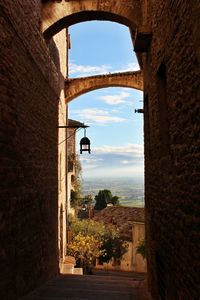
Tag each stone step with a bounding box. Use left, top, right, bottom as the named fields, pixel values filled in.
left=21, top=274, right=151, bottom=300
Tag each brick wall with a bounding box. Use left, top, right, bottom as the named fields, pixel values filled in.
left=1, top=1, right=200, bottom=299
left=144, top=1, right=200, bottom=299
left=0, top=1, right=62, bottom=299
left=49, top=28, right=68, bottom=270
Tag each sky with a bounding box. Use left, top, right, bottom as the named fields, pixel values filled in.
left=68, top=21, right=144, bottom=179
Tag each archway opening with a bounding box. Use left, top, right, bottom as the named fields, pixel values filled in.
left=68, top=21, right=138, bottom=78
left=68, top=20, right=144, bottom=201
left=67, top=21, right=146, bottom=274
left=69, top=87, right=144, bottom=206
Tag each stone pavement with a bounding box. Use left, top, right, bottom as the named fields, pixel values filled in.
left=21, top=271, right=152, bottom=300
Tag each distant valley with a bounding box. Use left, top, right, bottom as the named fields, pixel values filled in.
left=82, top=177, right=144, bottom=207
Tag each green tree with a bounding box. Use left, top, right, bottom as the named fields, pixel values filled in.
left=82, top=194, right=94, bottom=205
left=67, top=217, right=128, bottom=273
left=94, top=189, right=119, bottom=210
left=70, top=190, right=79, bottom=208
left=67, top=233, right=105, bottom=274
left=136, top=238, right=146, bottom=259
left=111, top=195, right=120, bottom=206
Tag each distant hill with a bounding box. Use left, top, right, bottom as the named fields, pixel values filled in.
left=82, top=177, right=144, bottom=207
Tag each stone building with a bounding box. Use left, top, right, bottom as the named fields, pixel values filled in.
left=0, top=1, right=199, bottom=300
left=93, top=207, right=147, bottom=273
left=67, top=119, right=87, bottom=216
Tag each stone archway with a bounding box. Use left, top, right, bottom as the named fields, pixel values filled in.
left=65, top=71, right=143, bottom=102
left=41, top=0, right=142, bottom=40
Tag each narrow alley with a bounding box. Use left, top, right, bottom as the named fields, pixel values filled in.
left=21, top=272, right=151, bottom=300
left=1, top=1, right=199, bottom=300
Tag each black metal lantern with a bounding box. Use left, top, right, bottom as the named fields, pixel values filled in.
left=80, top=128, right=91, bottom=154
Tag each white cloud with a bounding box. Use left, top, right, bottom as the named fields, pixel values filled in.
left=76, top=108, right=109, bottom=116
left=80, top=157, right=103, bottom=163
left=79, top=157, right=104, bottom=171
left=99, top=91, right=130, bottom=105
left=114, top=62, right=140, bottom=73
left=69, top=61, right=140, bottom=78
left=90, top=115, right=125, bottom=124
left=79, top=143, right=144, bottom=179
left=69, top=62, right=111, bottom=77
left=71, top=108, right=126, bottom=125
left=82, top=164, right=100, bottom=170
left=93, top=144, right=144, bottom=156
left=121, top=160, right=129, bottom=164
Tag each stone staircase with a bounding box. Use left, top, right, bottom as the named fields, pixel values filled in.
left=61, top=256, right=83, bottom=275
left=21, top=271, right=152, bottom=300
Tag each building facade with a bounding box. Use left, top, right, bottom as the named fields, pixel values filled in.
left=94, top=207, right=147, bottom=273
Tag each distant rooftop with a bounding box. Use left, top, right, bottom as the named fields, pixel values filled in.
left=68, top=119, right=88, bottom=128
left=93, top=206, right=145, bottom=241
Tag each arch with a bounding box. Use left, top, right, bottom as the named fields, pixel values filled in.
left=65, top=71, right=143, bottom=102
left=41, top=0, right=142, bottom=40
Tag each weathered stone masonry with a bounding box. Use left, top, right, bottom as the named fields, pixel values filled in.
left=0, top=1, right=61, bottom=299
left=65, top=71, right=143, bottom=102
left=144, top=1, right=200, bottom=299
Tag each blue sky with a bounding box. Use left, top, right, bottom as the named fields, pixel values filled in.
left=68, top=21, right=144, bottom=179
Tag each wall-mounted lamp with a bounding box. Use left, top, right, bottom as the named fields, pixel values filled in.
left=135, top=109, right=144, bottom=113
left=58, top=119, right=91, bottom=154
left=80, top=128, right=91, bottom=154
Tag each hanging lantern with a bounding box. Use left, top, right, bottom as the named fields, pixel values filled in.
left=80, top=128, right=91, bottom=154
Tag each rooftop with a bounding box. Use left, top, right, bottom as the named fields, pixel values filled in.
left=93, top=206, right=145, bottom=241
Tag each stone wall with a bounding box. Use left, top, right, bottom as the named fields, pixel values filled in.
left=144, top=1, right=200, bottom=299
left=41, top=0, right=142, bottom=39
left=49, top=28, right=68, bottom=273
left=0, top=1, right=63, bottom=299
left=66, top=127, right=76, bottom=215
